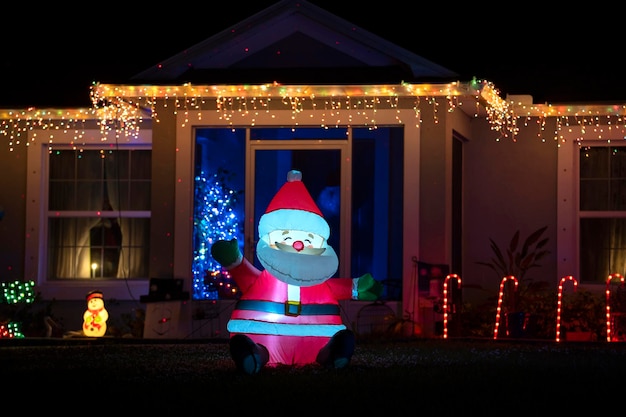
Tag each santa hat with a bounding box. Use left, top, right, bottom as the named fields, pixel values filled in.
left=258, top=170, right=330, bottom=240
left=86, top=290, right=103, bottom=301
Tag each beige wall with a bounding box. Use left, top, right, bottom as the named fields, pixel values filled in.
left=462, top=117, right=558, bottom=303
left=417, top=99, right=474, bottom=267
left=149, top=101, right=179, bottom=280
left=418, top=101, right=448, bottom=264
left=0, top=142, right=27, bottom=281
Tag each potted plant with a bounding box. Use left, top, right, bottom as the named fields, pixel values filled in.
left=560, top=288, right=605, bottom=341
left=476, top=226, right=551, bottom=338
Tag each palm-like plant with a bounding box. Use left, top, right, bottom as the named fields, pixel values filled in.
left=477, top=226, right=551, bottom=319
left=476, top=225, right=550, bottom=282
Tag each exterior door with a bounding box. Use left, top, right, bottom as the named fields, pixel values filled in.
left=247, top=143, right=349, bottom=278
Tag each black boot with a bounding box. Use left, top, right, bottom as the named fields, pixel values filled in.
left=229, top=334, right=269, bottom=375
left=316, top=329, right=355, bottom=369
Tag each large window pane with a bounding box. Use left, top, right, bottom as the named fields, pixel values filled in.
left=580, top=147, right=626, bottom=211
left=192, top=128, right=246, bottom=300
left=254, top=148, right=342, bottom=261
left=47, top=149, right=151, bottom=280
left=580, top=145, right=626, bottom=284
left=353, top=127, right=403, bottom=300
left=580, top=146, right=609, bottom=211
left=580, top=218, right=626, bottom=283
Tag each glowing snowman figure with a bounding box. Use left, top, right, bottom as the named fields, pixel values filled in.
left=83, top=290, right=108, bottom=337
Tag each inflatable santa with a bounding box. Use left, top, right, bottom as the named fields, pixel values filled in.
left=211, top=170, right=382, bottom=374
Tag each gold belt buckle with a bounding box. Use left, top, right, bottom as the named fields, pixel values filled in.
left=285, top=300, right=301, bottom=316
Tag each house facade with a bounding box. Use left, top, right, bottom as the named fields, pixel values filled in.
left=1, top=0, right=624, bottom=339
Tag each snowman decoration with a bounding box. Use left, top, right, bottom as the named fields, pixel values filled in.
left=83, top=290, right=109, bottom=337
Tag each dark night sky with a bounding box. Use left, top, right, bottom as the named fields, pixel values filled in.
left=2, top=2, right=624, bottom=108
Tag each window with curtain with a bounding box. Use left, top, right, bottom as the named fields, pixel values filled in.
left=579, top=145, right=626, bottom=283
left=47, top=148, right=151, bottom=280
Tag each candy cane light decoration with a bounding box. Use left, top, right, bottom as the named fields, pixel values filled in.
left=493, top=275, right=519, bottom=340
left=442, top=274, right=461, bottom=339
left=555, top=275, right=578, bottom=342
left=606, top=273, right=624, bottom=342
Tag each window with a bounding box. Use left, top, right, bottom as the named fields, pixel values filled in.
left=192, top=128, right=246, bottom=299
left=351, top=127, right=403, bottom=299
left=579, top=145, right=626, bottom=283
left=47, top=148, right=151, bottom=280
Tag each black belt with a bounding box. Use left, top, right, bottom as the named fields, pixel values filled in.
left=236, top=299, right=340, bottom=317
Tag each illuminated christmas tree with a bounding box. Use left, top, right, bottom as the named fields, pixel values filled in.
left=192, top=168, right=242, bottom=300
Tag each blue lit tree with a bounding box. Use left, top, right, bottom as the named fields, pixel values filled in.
left=192, top=168, right=242, bottom=300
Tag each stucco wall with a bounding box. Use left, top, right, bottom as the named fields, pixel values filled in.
left=149, top=101, right=178, bottom=279
left=418, top=101, right=448, bottom=264
left=0, top=142, right=26, bottom=281
left=462, top=117, right=558, bottom=304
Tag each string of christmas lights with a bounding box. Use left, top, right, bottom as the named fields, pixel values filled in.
left=0, top=280, right=36, bottom=338
left=4, top=80, right=626, bottom=149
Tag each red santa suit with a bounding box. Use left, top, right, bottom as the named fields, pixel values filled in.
left=227, top=260, right=354, bottom=366
left=220, top=170, right=359, bottom=367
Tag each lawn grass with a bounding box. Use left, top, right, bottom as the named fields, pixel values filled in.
left=2, top=337, right=624, bottom=412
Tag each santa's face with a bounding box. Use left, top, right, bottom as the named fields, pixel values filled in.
left=257, top=229, right=338, bottom=287
left=268, top=229, right=326, bottom=255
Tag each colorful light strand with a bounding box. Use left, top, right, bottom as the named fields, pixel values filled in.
left=0, top=280, right=35, bottom=339
left=4, top=80, right=626, bottom=150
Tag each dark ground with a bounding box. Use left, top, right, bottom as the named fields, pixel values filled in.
left=2, top=337, right=624, bottom=413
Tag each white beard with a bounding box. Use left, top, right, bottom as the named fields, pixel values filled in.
left=256, top=239, right=339, bottom=287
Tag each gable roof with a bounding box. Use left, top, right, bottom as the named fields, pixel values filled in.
left=131, top=0, right=458, bottom=85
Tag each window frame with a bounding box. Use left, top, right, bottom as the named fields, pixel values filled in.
left=578, top=144, right=626, bottom=283
left=25, top=128, right=152, bottom=300
left=557, top=129, right=626, bottom=288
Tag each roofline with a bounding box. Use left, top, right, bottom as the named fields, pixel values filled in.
left=3, top=81, right=626, bottom=121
